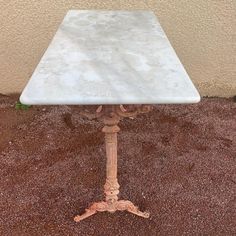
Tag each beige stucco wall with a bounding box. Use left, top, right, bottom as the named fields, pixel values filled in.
left=0, top=0, right=235, bottom=97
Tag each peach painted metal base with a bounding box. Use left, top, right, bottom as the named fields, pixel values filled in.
left=74, top=105, right=152, bottom=222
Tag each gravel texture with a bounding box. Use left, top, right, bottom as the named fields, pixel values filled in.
left=0, top=94, right=235, bottom=235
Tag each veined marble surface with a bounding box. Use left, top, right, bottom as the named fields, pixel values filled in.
left=20, top=10, right=200, bottom=105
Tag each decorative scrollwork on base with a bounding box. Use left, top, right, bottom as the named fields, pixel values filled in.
left=79, top=105, right=153, bottom=121
left=75, top=104, right=152, bottom=222
left=74, top=200, right=150, bottom=222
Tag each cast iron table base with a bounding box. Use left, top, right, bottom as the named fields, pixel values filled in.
left=74, top=105, right=152, bottom=222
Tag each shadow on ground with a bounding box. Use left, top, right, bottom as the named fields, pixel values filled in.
left=0, top=95, right=235, bottom=235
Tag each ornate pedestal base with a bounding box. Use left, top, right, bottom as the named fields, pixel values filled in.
left=74, top=200, right=149, bottom=222
left=74, top=105, right=152, bottom=222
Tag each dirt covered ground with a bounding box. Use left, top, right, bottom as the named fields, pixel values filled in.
left=0, top=94, right=235, bottom=236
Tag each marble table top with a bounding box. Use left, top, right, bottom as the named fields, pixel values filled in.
left=20, top=10, right=200, bottom=105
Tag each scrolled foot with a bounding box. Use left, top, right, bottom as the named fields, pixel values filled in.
left=116, top=200, right=150, bottom=218
left=74, top=208, right=97, bottom=222
left=74, top=201, right=108, bottom=222
left=127, top=206, right=150, bottom=218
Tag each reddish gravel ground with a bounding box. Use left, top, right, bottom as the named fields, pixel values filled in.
left=0, top=94, right=235, bottom=236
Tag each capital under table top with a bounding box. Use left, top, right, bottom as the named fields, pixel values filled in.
left=20, top=10, right=200, bottom=105
left=20, top=10, right=200, bottom=222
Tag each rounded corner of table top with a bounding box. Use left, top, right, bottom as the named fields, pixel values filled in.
left=189, top=94, right=201, bottom=104
left=19, top=94, right=32, bottom=106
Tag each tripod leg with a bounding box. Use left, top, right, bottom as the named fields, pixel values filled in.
left=74, top=201, right=108, bottom=222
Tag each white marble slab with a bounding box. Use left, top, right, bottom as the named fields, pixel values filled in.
left=20, top=10, right=200, bottom=105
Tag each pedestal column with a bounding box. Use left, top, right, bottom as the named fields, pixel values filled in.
left=102, top=117, right=120, bottom=212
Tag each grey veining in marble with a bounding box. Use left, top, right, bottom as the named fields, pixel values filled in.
left=20, top=10, right=200, bottom=105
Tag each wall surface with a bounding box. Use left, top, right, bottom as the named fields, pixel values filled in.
left=0, top=0, right=235, bottom=97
